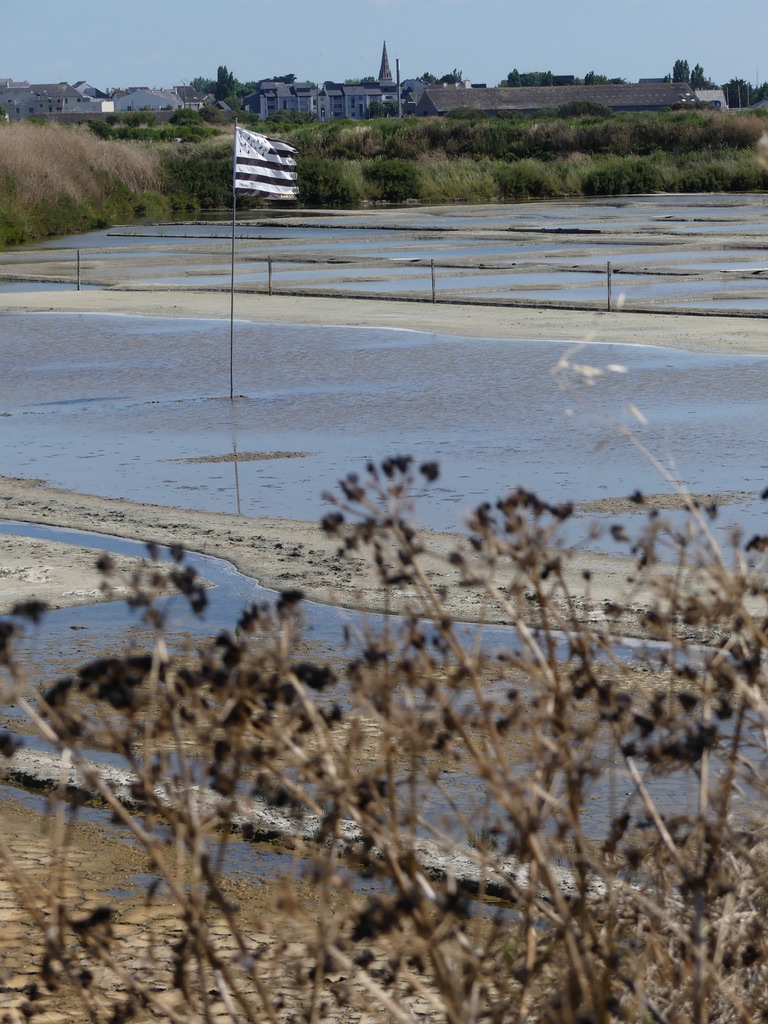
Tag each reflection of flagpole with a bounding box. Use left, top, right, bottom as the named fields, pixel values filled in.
left=232, top=435, right=242, bottom=515
left=229, top=120, right=238, bottom=401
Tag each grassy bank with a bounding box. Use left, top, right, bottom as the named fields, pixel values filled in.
left=284, top=108, right=768, bottom=203
left=1, top=109, right=767, bottom=244
left=0, top=121, right=171, bottom=244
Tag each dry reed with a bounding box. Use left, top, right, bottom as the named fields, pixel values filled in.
left=0, top=121, right=162, bottom=207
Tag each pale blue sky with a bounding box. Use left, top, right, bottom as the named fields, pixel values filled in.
left=3, top=0, right=766, bottom=93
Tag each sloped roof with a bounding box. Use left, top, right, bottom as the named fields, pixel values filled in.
left=416, top=82, right=698, bottom=115
left=695, top=89, right=727, bottom=107
left=24, top=83, right=82, bottom=99
left=175, top=85, right=208, bottom=103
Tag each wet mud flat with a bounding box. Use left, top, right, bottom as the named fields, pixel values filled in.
left=0, top=793, right=449, bottom=1023
left=3, top=195, right=768, bottom=313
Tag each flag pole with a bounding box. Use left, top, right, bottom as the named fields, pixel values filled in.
left=229, top=120, right=238, bottom=401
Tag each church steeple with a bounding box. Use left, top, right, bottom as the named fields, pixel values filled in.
left=378, top=41, right=393, bottom=83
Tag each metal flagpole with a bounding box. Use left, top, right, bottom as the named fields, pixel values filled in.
left=229, top=120, right=238, bottom=400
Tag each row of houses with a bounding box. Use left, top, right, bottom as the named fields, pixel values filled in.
left=0, top=80, right=215, bottom=121
left=0, top=80, right=113, bottom=120
left=241, top=79, right=427, bottom=121
left=238, top=47, right=718, bottom=120
left=0, top=44, right=404, bottom=123
left=0, top=43, right=728, bottom=125
left=0, top=76, right=408, bottom=124
left=244, top=79, right=714, bottom=120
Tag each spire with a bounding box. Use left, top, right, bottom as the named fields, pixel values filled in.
left=378, top=41, right=393, bottom=83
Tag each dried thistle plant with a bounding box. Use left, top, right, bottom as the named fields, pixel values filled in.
left=1, top=456, right=768, bottom=1023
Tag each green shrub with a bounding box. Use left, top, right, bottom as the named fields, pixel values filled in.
left=121, top=110, right=157, bottom=127
left=297, top=156, right=363, bottom=205
left=162, top=148, right=232, bottom=209
left=201, top=105, right=226, bottom=123
left=86, top=119, right=112, bottom=139
left=169, top=108, right=203, bottom=125
left=554, top=100, right=613, bottom=119
left=363, top=158, right=420, bottom=202
left=493, top=159, right=562, bottom=198
left=445, top=107, right=487, bottom=122
left=583, top=155, right=663, bottom=195
left=132, top=190, right=171, bottom=219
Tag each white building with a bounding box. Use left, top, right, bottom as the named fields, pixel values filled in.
left=113, top=88, right=183, bottom=112
left=695, top=89, right=727, bottom=109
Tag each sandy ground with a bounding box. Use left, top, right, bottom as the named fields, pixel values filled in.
left=0, top=793, right=442, bottom=1023
left=0, top=471, right=740, bottom=644
left=0, top=531, right=186, bottom=615
left=3, top=287, right=768, bottom=354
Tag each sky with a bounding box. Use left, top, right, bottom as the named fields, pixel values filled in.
left=3, top=0, right=766, bottom=93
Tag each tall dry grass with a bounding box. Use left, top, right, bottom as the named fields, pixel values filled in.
left=0, top=121, right=162, bottom=206
left=0, top=121, right=168, bottom=241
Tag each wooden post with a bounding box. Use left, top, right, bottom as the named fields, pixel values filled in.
left=268, top=255, right=273, bottom=296
left=431, top=260, right=436, bottom=303
left=77, top=249, right=81, bottom=291
left=607, top=261, right=612, bottom=312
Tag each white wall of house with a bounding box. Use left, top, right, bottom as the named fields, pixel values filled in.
left=113, top=89, right=183, bottom=111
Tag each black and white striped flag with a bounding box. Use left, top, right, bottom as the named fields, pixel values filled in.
left=233, top=127, right=298, bottom=200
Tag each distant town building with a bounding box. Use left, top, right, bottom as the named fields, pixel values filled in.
left=243, top=42, right=423, bottom=122
left=174, top=86, right=211, bottom=110
left=317, top=81, right=397, bottom=120
left=3, top=51, right=719, bottom=127
left=113, top=88, right=184, bottom=112
left=72, top=81, right=111, bottom=101
left=379, top=41, right=393, bottom=83
left=409, top=81, right=699, bottom=117
left=0, top=82, right=110, bottom=120
left=241, top=81, right=318, bottom=119
left=695, top=89, right=727, bottom=109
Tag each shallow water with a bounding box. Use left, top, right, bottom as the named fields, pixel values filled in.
left=0, top=518, right=702, bottom=840
left=0, top=282, right=101, bottom=292
left=1, top=312, right=767, bottom=542
left=5, top=197, right=767, bottom=872
left=9, top=195, right=767, bottom=308
left=502, top=277, right=768, bottom=304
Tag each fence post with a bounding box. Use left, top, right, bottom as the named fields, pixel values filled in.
left=77, top=249, right=81, bottom=291
left=607, top=261, right=612, bottom=312
left=431, top=260, right=436, bottom=303
left=268, top=255, right=272, bottom=296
